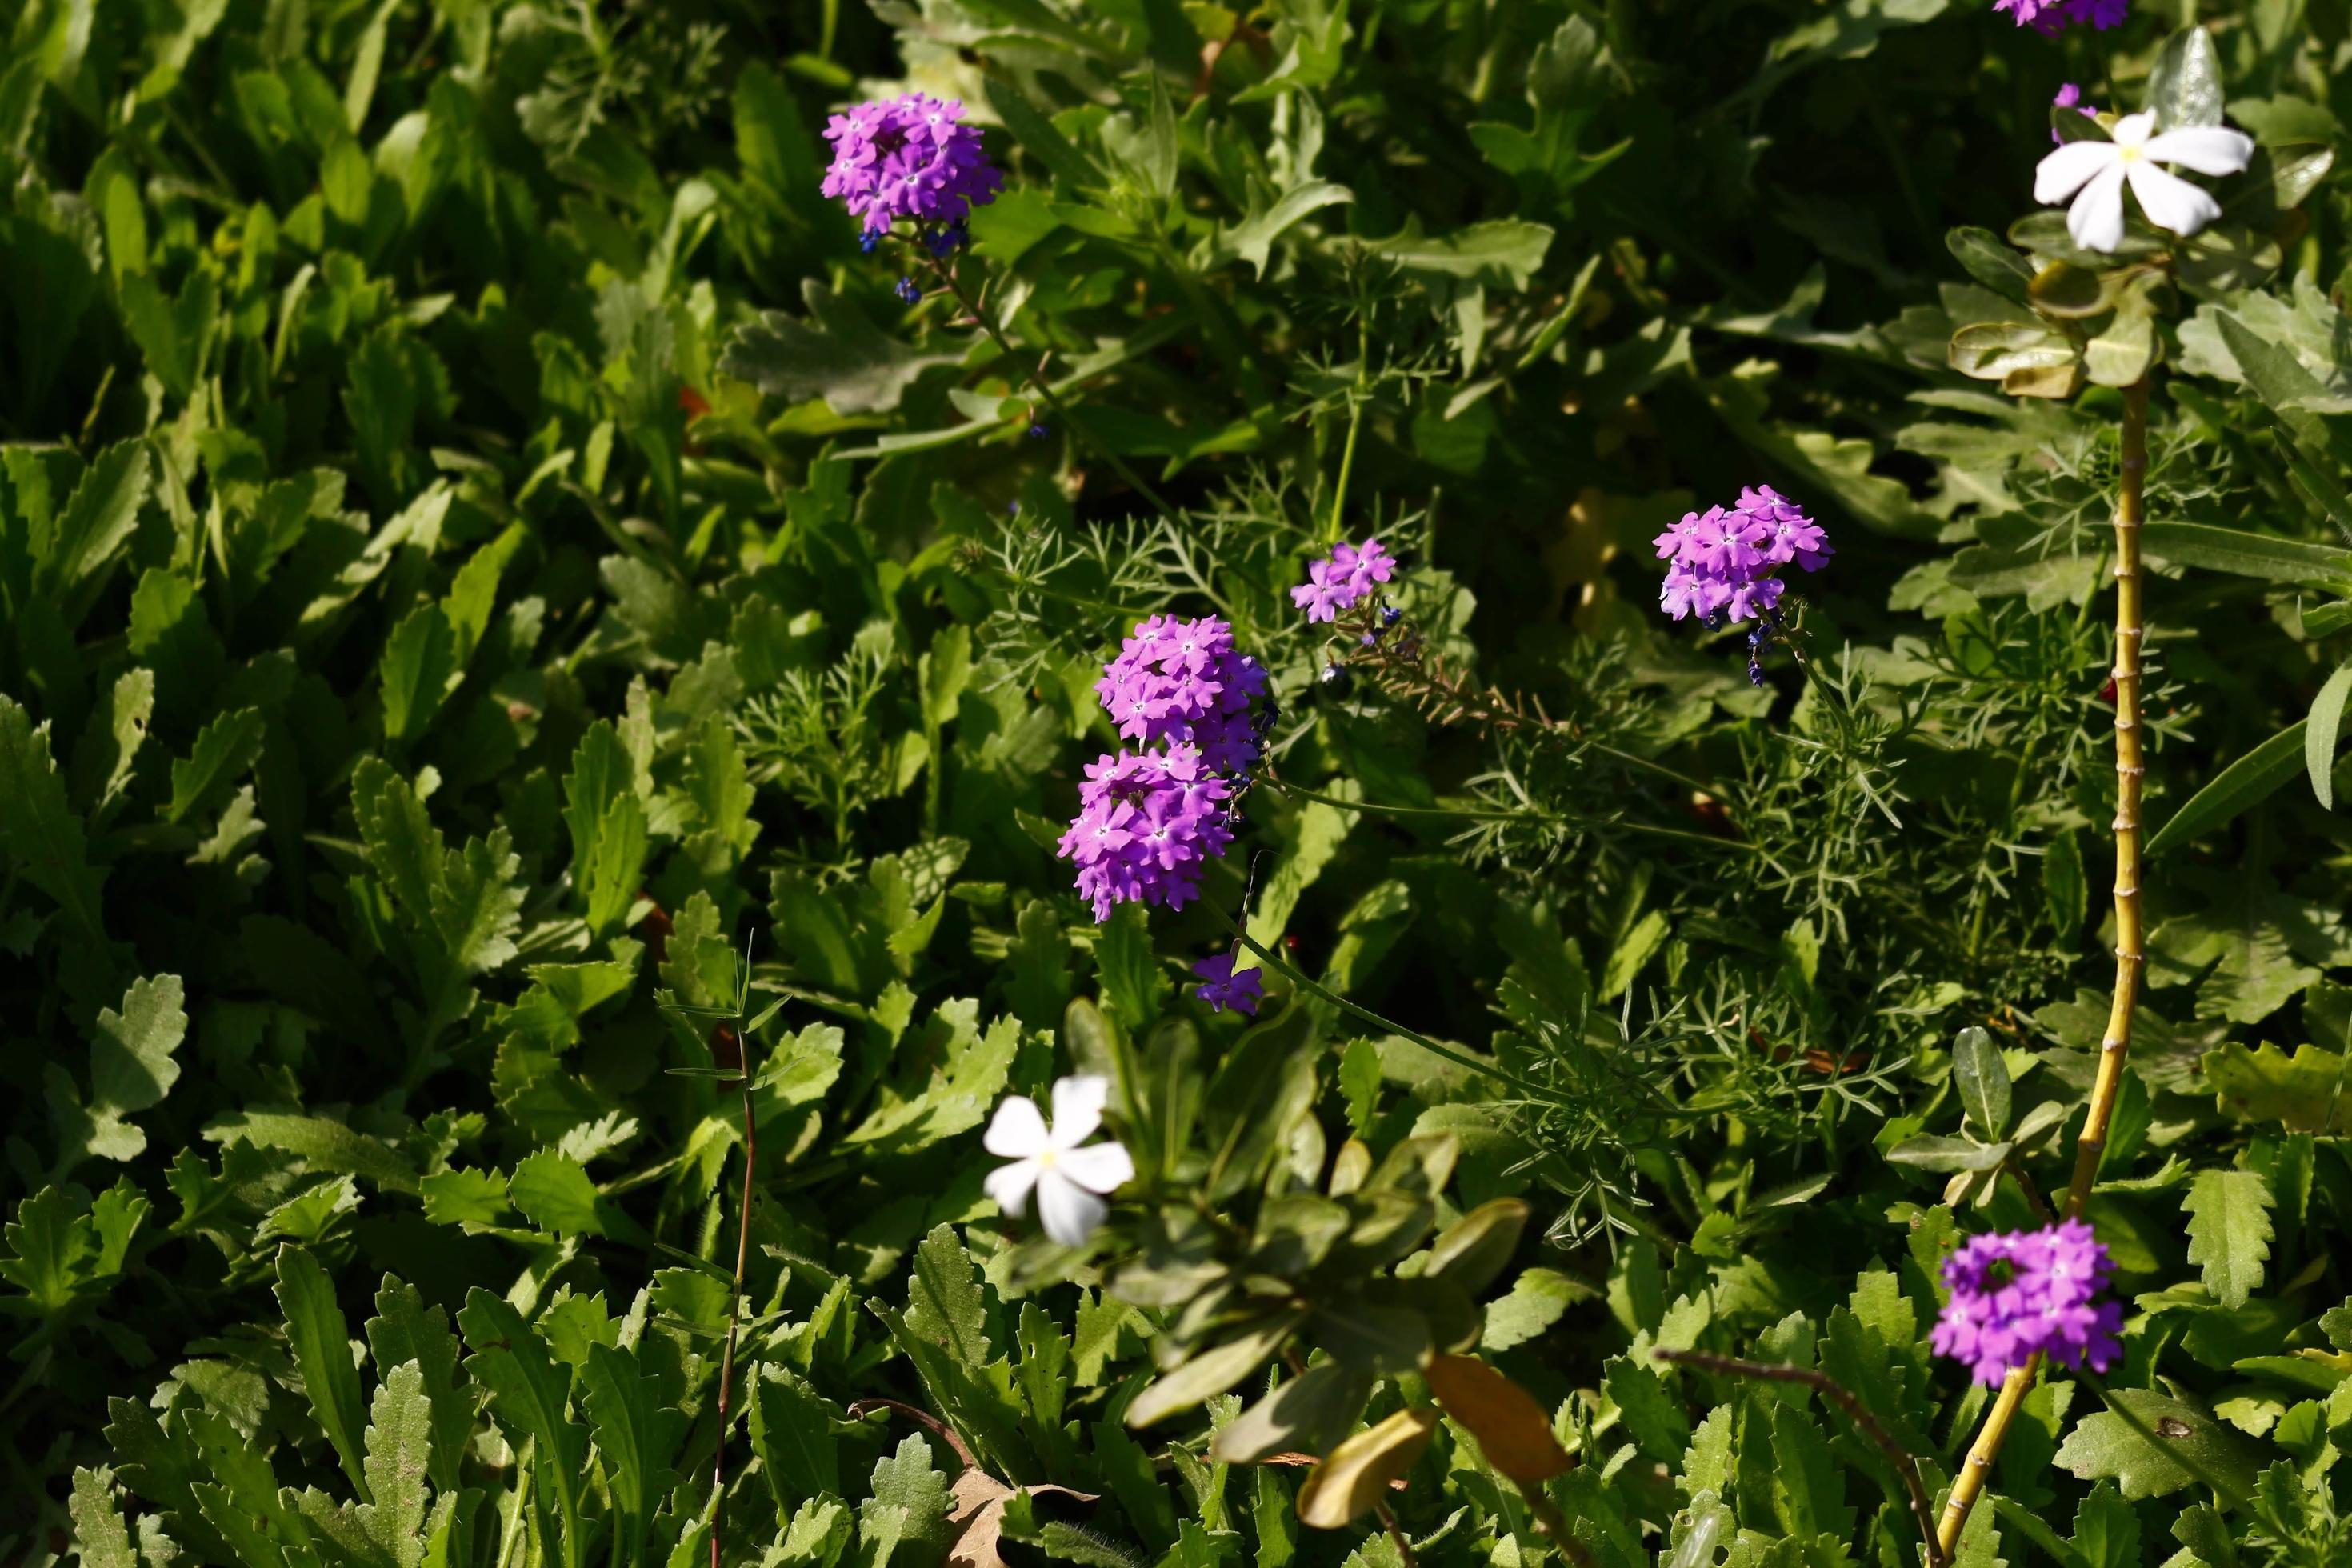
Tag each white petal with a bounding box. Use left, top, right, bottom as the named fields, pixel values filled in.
left=2067, top=162, right=2129, bottom=254
left=1048, top=1074, right=1109, bottom=1149
left=2127, top=160, right=2222, bottom=237
left=2035, top=140, right=2118, bottom=204
left=2109, top=111, right=2158, bottom=150
left=984, top=1158, right=1042, bottom=1218
left=1034, top=1170, right=1107, bottom=1246
left=1054, top=1140, right=1135, bottom=1196
left=2141, top=125, right=2254, bottom=176
left=983, top=1094, right=1048, bottom=1158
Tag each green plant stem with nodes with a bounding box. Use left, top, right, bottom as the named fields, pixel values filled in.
left=918, top=248, right=1181, bottom=520
left=1937, top=379, right=2151, bottom=1558
left=1206, top=902, right=1551, bottom=1098
left=710, top=1020, right=758, bottom=1568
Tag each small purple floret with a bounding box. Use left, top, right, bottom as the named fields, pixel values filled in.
left=1931, top=1219, right=2124, bottom=1386
left=1291, top=538, right=1399, bottom=624
left=1191, top=953, right=1263, bottom=1015
left=1994, top=0, right=2126, bottom=34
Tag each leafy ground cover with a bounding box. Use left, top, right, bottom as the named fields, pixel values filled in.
left=6, top=1, right=2352, bottom=1565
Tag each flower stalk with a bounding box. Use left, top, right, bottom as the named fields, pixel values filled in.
left=710, top=1023, right=757, bottom=1568
left=1936, top=377, right=2150, bottom=1556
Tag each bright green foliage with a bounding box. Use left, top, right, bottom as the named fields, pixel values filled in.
left=3, top=2, right=2351, bottom=1567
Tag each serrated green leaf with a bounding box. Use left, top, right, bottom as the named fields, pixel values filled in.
left=458, top=1289, right=589, bottom=1566
left=904, top=1222, right=993, bottom=1371
left=358, top=1360, right=434, bottom=1567
left=379, top=604, right=457, bottom=746
left=2184, top=1167, right=2275, bottom=1309
left=87, top=973, right=185, bottom=1145
left=508, top=1150, right=614, bottom=1237
left=364, top=1277, right=473, bottom=1494
left=34, top=438, right=151, bottom=620
left=0, top=696, right=109, bottom=946
left=753, top=1362, right=843, bottom=1508
left=861, top=1431, right=955, bottom=1568
left=2054, top=1389, right=2259, bottom=1502
left=1603, top=1355, right=1690, bottom=1464
left=203, top=1109, right=422, bottom=1194
left=1482, top=1267, right=1590, bottom=1352
left=719, top=281, right=962, bottom=416
left=579, top=1342, right=682, bottom=1567
left=563, top=720, right=650, bottom=939
left=68, top=1466, right=138, bottom=1568
left=2202, top=1042, right=2351, bottom=1132
left=276, top=1244, right=374, bottom=1503
left=2069, top=1479, right=2138, bottom=1568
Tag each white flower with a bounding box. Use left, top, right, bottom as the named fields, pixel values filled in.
left=2034, top=111, right=2254, bottom=254
left=982, top=1075, right=1134, bottom=1246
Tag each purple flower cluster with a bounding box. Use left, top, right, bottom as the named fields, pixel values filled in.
left=1291, top=538, right=1397, bottom=623
left=1653, top=485, right=1832, bottom=627
left=1192, top=953, right=1262, bottom=1015
left=1060, top=615, right=1267, bottom=922
left=1994, top=0, right=2126, bottom=34
left=1094, top=614, right=1269, bottom=773
left=1931, top=1220, right=2123, bottom=1386
left=821, top=93, right=1002, bottom=238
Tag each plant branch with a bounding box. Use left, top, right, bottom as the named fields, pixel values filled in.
left=710, top=1025, right=758, bottom=1568
left=1655, top=1350, right=1946, bottom=1568
left=1206, top=902, right=1552, bottom=1098
left=1937, top=377, right=2152, bottom=1558
left=922, top=252, right=1181, bottom=520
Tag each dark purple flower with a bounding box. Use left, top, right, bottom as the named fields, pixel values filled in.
left=1994, top=0, right=2126, bottom=32
left=1192, top=953, right=1263, bottom=1015
left=1931, top=1219, right=2124, bottom=1386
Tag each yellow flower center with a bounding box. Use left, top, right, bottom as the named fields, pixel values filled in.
left=2117, top=144, right=2142, bottom=164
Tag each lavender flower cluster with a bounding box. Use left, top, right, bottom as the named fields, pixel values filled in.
left=1094, top=614, right=1269, bottom=772
left=1290, top=538, right=1397, bottom=623
left=1931, top=1219, right=2123, bottom=1386
left=821, top=92, right=1002, bottom=240
left=1994, top=0, right=2126, bottom=32
left=1058, top=616, right=1266, bottom=922
left=1653, top=485, right=1832, bottom=627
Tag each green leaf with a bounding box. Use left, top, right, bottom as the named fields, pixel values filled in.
left=1218, top=180, right=1354, bottom=278
left=2070, top=1480, right=2139, bottom=1568
left=1128, top=1313, right=1306, bottom=1427
left=2139, top=522, right=2352, bottom=590
left=88, top=973, right=185, bottom=1132
left=2055, top=1389, right=2260, bottom=1502
left=1338, top=1038, right=1382, bottom=1139
left=2145, top=719, right=2307, bottom=857
left=68, top=1466, right=138, bottom=1568
left=163, top=706, right=264, bottom=825
left=579, top=1342, right=682, bottom=1568
left=363, top=1277, right=473, bottom=1494
left=984, top=79, right=1106, bottom=191
left=458, top=1290, right=589, bottom=1566
left=752, top=1363, right=844, bottom=1507
left=202, top=1109, right=422, bottom=1194
left=2043, top=827, right=2086, bottom=937
left=379, top=604, right=457, bottom=746
left=2183, top=1167, right=2275, bottom=1309
left=33, top=438, right=151, bottom=618
left=2146, top=26, right=2224, bottom=129
left=2202, top=1042, right=2351, bottom=1132
left=70, top=668, right=154, bottom=820
left=2307, top=662, right=2352, bottom=809
left=1210, top=1358, right=1370, bottom=1465
left=860, top=1432, right=955, bottom=1568
left=276, top=1244, right=375, bottom=1504
left=1952, top=1026, right=2012, bottom=1139
left=1, top=1186, right=97, bottom=1312
left=1482, top=1267, right=1590, bottom=1351
left=1601, top=909, right=1670, bottom=1000
left=508, top=1150, right=620, bottom=1237
left=1360, top=218, right=1554, bottom=290
left=1603, top=1355, right=1690, bottom=1464
left=904, top=1222, right=993, bottom=1371
left=719, top=281, right=962, bottom=416
left=562, top=720, right=650, bottom=939
left=357, top=1360, right=434, bottom=1568
left=0, top=695, right=109, bottom=946
left=1946, top=228, right=2034, bottom=303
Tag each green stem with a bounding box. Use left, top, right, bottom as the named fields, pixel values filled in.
left=923, top=254, right=1182, bottom=520
left=1206, top=903, right=1550, bottom=1097
left=1328, top=316, right=1371, bottom=541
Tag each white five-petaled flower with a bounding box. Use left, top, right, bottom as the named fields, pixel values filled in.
left=2034, top=111, right=2254, bottom=254
left=982, top=1075, right=1134, bottom=1246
